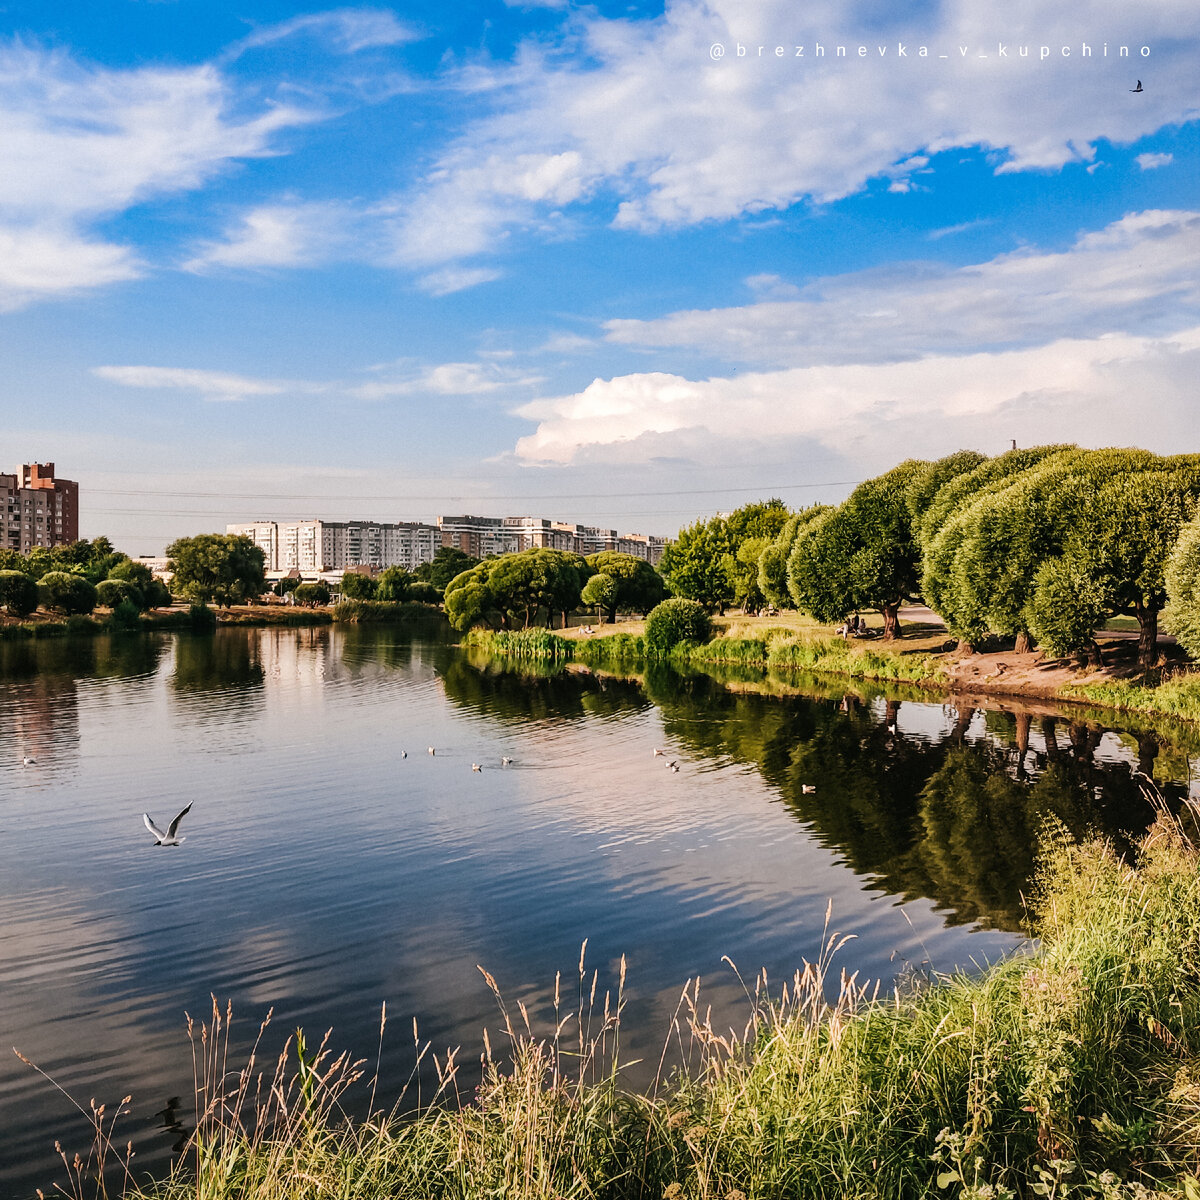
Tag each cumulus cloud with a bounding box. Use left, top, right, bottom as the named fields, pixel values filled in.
left=512, top=326, right=1200, bottom=467
left=603, top=209, right=1200, bottom=367
left=391, top=0, right=1195, bottom=269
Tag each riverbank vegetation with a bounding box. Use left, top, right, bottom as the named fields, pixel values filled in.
left=73, top=811, right=1200, bottom=1199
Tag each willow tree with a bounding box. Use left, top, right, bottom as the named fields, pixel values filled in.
left=758, top=505, right=832, bottom=610
left=786, top=460, right=927, bottom=639
left=1165, top=511, right=1200, bottom=660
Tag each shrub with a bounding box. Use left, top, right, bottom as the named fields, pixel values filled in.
left=1166, top=513, right=1200, bottom=660
left=408, top=581, right=441, bottom=604
left=644, top=597, right=711, bottom=657
left=294, top=582, right=331, bottom=607
left=37, top=571, right=97, bottom=615
left=338, top=572, right=377, bottom=599
left=108, top=598, right=143, bottom=630
left=96, top=578, right=145, bottom=611
left=0, top=569, right=38, bottom=616
left=188, top=602, right=217, bottom=631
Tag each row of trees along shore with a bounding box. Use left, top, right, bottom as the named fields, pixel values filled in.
left=442, top=445, right=1200, bottom=671
left=656, top=445, right=1200, bottom=669
left=6, top=445, right=1200, bottom=672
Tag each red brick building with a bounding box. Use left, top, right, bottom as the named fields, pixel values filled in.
left=1, top=462, right=79, bottom=554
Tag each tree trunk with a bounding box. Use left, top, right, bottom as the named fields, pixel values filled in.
left=1085, top=639, right=1104, bottom=668
left=880, top=602, right=901, bottom=640
left=606, top=607, right=616, bottom=624
left=1136, top=733, right=1158, bottom=779
left=1135, top=599, right=1158, bottom=668
left=1014, top=711, right=1032, bottom=780
left=957, top=640, right=976, bottom=655
left=1043, top=717, right=1061, bottom=761
left=952, top=706, right=975, bottom=743
left=1014, top=630, right=1032, bottom=654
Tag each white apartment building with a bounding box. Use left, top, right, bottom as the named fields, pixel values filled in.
left=226, top=515, right=666, bottom=571
left=227, top=519, right=442, bottom=572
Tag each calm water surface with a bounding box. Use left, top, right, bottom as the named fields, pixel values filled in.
left=0, top=627, right=1193, bottom=1196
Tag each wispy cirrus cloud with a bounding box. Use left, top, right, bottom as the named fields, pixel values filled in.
left=93, top=365, right=297, bottom=403
left=227, top=8, right=419, bottom=57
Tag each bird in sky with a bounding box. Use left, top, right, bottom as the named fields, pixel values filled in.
left=143, top=803, right=193, bottom=846
left=1131, top=79, right=1143, bottom=92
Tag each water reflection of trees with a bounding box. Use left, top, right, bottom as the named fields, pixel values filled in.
left=633, top=673, right=1183, bottom=933
left=440, top=655, right=650, bottom=727
left=169, top=631, right=266, bottom=726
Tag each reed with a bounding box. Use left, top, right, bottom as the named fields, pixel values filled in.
left=31, top=802, right=1200, bottom=1200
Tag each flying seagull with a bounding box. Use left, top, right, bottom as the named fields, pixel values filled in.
left=1131, top=79, right=1143, bottom=92
left=143, top=803, right=192, bottom=846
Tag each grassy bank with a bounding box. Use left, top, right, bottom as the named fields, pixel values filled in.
left=332, top=599, right=444, bottom=624
left=1062, top=671, right=1200, bottom=725
left=468, top=626, right=947, bottom=687
left=104, top=813, right=1200, bottom=1200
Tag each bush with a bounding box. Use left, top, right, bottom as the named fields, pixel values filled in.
left=37, top=571, right=98, bottom=615
left=644, top=597, right=712, bottom=657
left=96, top=578, right=145, bottom=611
left=1166, top=513, right=1200, bottom=660
left=294, top=582, right=331, bottom=607
left=0, top=569, right=38, bottom=616
left=338, top=572, right=376, bottom=599
left=108, top=598, right=143, bottom=630
left=333, top=599, right=444, bottom=624
left=188, top=602, right=217, bottom=631
left=408, top=581, right=441, bottom=604
left=144, top=578, right=173, bottom=609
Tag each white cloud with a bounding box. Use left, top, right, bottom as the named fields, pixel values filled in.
left=417, top=264, right=504, bottom=295
left=1136, top=152, right=1174, bottom=170
left=351, top=359, right=543, bottom=398
left=184, top=201, right=361, bottom=271
left=392, top=0, right=1196, bottom=268
left=92, top=365, right=292, bottom=403
left=512, top=326, right=1200, bottom=467
left=229, top=9, right=419, bottom=56
left=603, top=210, right=1200, bottom=366
left=0, top=39, right=320, bottom=307
left=0, top=225, right=141, bottom=310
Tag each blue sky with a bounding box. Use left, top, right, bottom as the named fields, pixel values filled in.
left=1, top=0, right=1197, bottom=554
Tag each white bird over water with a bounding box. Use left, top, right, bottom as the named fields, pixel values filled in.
left=427, top=746, right=436, bottom=755
left=143, top=803, right=193, bottom=846
left=472, top=763, right=482, bottom=772
left=21, top=756, right=36, bottom=767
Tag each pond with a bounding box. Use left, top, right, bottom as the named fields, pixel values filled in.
left=1, top=626, right=1193, bottom=1196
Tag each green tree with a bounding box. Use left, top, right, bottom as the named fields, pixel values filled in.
left=107, top=558, right=154, bottom=593
left=166, top=534, right=267, bottom=606
left=293, top=581, right=331, bottom=606
left=758, top=506, right=831, bottom=610
left=444, top=561, right=502, bottom=631
left=338, top=571, right=376, bottom=599
left=415, top=546, right=480, bottom=590
left=1165, top=512, right=1200, bottom=660
left=376, top=566, right=412, bottom=602
left=582, top=551, right=665, bottom=622
left=0, top=570, right=38, bottom=616
left=37, top=571, right=97, bottom=614
left=1024, top=558, right=1108, bottom=660
left=787, top=460, right=927, bottom=639
left=144, top=577, right=173, bottom=609
left=660, top=517, right=734, bottom=612
left=724, top=536, right=769, bottom=613
left=96, top=578, right=145, bottom=611
left=580, top=571, right=618, bottom=619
